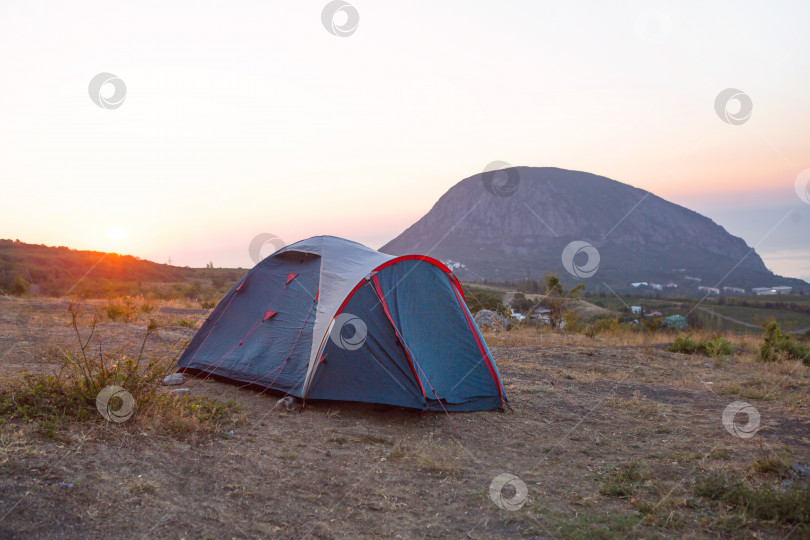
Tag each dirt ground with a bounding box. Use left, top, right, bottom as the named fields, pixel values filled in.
left=0, top=297, right=808, bottom=539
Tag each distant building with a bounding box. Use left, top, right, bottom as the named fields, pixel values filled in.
left=631, top=282, right=648, bottom=288
left=698, top=286, right=720, bottom=295
left=531, top=307, right=552, bottom=324
left=751, top=287, right=775, bottom=295
left=510, top=309, right=526, bottom=322
left=685, top=276, right=702, bottom=282
left=646, top=311, right=663, bottom=317
left=722, top=286, right=746, bottom=295
left=442, top=259, right=466, bottom=271
left=752, top=286, right=793, bottom=295
left=664, top=282, right=678, bottom=288
left=650, top=283, right=663, bottom=291
left=631, top=306, right=642, bottom=314
left=662, top=315, right=689, bottom=330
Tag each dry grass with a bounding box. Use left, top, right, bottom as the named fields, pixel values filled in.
left=412, top=434, right=463, bottom=477
left=606, top=390, right=672, bottom=417
left=1, top=297, right=808, bottom=539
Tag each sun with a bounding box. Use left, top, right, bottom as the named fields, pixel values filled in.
left=105, top=225, right=129, bottom=243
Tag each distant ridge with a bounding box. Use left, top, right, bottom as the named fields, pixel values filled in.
left=0, top=239, right=241, bottom=297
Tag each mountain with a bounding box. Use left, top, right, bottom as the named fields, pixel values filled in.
left=381, top=167, right=809, bottom=295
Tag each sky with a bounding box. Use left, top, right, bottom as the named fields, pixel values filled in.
left=2, top=0, right=809, bottom=280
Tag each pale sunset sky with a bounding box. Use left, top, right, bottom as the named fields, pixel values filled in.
left=2, top=1, right=809, bottom=280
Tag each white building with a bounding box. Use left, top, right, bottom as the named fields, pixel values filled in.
left=697, top=286, right=720, bottom=295
left=510, top=309, right=526, bottom=322
left=752, top=286, right=792, bottom=295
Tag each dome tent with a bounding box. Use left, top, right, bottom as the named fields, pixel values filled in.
left=177, top=236, right=506, bottom=411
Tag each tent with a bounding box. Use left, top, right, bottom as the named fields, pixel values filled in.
left=177, top=236, right=507, bottom=411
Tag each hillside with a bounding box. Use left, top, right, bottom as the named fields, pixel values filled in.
left=382, top=167, right=809, bottom=295
left=0, top=240, right=243, bottom=297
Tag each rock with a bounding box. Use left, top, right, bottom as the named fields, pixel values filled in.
left=162, top=373, right=185, bottom=386
left=274, top=395, right=300, bottom=412
left=791, top=463, right=810, bottom=478
left=474, top=309, right=512, bottom=331
left=171, top=388, right=190, bottom=395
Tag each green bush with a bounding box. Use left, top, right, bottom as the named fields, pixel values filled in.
left=704, top=335, right=734, bottom=358
left=759, top=319, right=810, bottom=365
left=669, top=334, right=699, bottom=354
left=695, top=472, right=809, bottom=527
left=510, top=292, right=534, bottom=314
left=668, top=334, right=733, bottom=358
left=462, top=285, right=509, bottom=317
left=0, top=304, right=239, bottom=436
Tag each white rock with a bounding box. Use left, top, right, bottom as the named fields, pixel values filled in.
left=163, top=373, right=186, bottom=386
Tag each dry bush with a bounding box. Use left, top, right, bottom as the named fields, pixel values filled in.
left=0, top=303, right=240, bottom=438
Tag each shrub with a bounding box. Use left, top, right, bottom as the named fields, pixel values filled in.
left=753, top=448, right=792, bottom=476
left=174, top=318, right=198, bottom=329
left=592, top=315, right=620, bottom=334
left=462, top=285, right=509, bottom=317
left=695, top=472, right=809, bottom=527
left=669, top=334, right=699, bottom=354
left=140, top=298, right=156, bottom=314
left=510, top=292, right=534, bottom=314
left=11, top=276, right=29, bottom=295
left=105, top=297, right=140, bottom=323
left=668, top=334, right=733, bottom=358
left=184, top=281, right=202, bottom=300
left=641, top=317, right=662, bottom=333
left=599, top=461, right=649, bottom=498
left=704, top=335, right=734, bottom=358
left=759, top=319, right=810, bottom=365
left=0, top=303, right=239, bottom=436
left=563, top=311, right=584, bottom=333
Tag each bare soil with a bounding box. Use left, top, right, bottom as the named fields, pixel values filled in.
left=1, top=297, right=808, bottom=539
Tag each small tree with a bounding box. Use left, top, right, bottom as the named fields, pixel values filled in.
left=510, top=292, right=534, bottom=314
left=543, top=273, right=584, bottom=329
left=759, top=319, right=810, bottom=365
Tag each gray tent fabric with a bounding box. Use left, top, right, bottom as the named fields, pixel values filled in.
left=273, top=237, right=396, bottom=394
